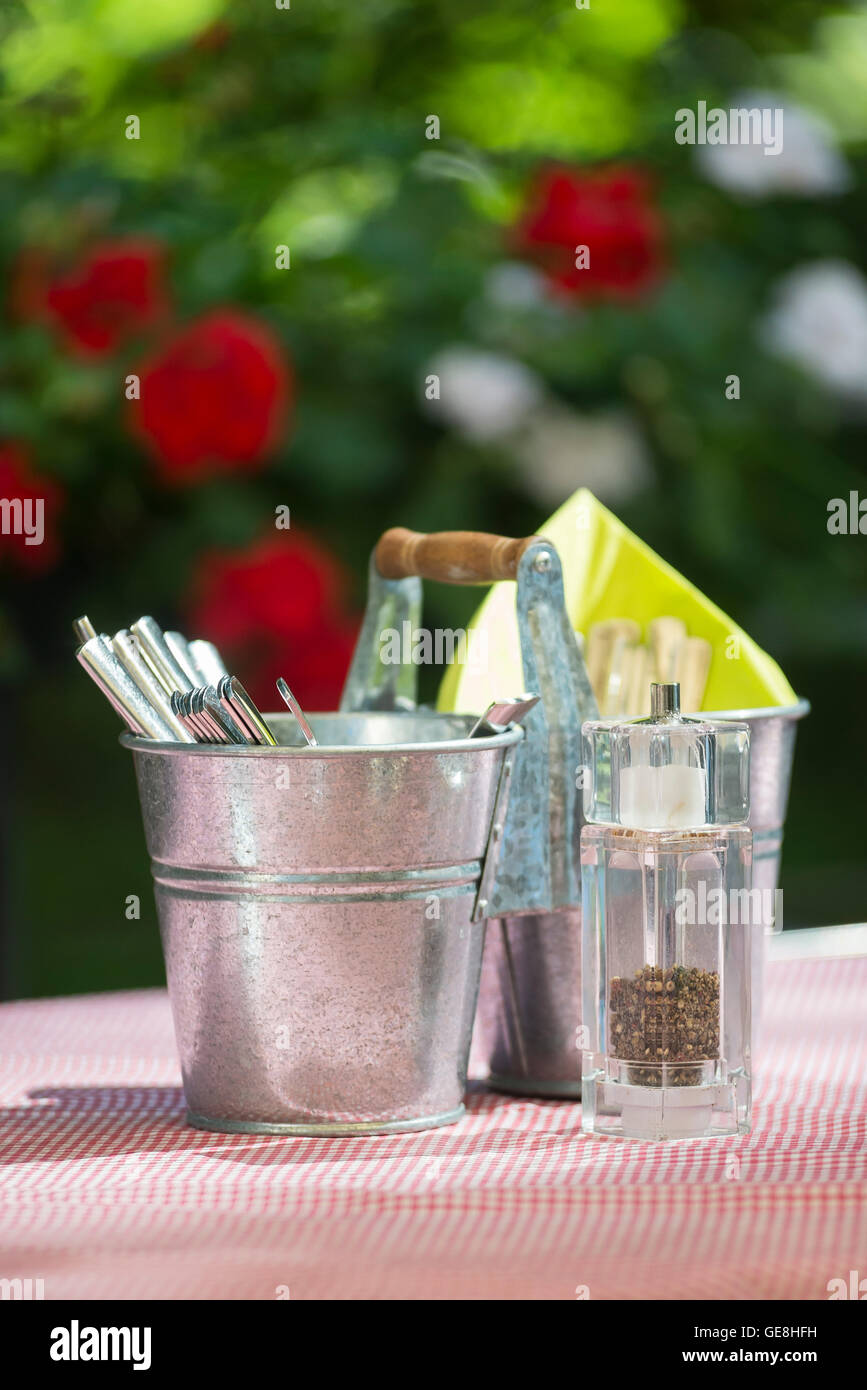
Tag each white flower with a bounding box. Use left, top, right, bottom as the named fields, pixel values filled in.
left=512, top=405, right=652, bottom=507
left=696, top=92, right=850, bottom=197
left=423, top=346, right=544, bottom=442
left=761, top=260, right=867, bottom=400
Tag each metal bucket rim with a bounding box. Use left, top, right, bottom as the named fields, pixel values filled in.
left=701, top=697, right=810, bottom=722
left=584, top=698, right=810, bottom=727
left=119, top=719, right=523, bottom=758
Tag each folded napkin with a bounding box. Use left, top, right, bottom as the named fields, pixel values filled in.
left=438, top=487, right=796, bottom=714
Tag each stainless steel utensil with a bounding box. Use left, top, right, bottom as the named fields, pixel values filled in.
left=167, top=680, right=276, bottom=746
left=172, top=688, right=220, bottom=743
left=218, top=676, right=277, bottom=746
left=203, top=686, right=248, bottom=744
left=112, top=630, right=195, bottom=743
left=188, top=639, right=230, bottom=686
left=276, top=678, right=318, bottom=747
left=130, top=617, right=194, bottom=696
left=171, top=691, right=198, bottom=741
left=192, top=686, right=226, bottom=743
left=165, top=631, right=205, bottom=688
left=75, top=613, right=241, bottom=745
left=76, top=635, right=177, bottom=741
left=72, top=615, right=97, bottom=646
left=469, top=694, right=541, bottom=737
left=179, top=690, right=213, bottom=742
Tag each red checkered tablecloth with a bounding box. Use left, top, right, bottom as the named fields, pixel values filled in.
left=0, top=951, right=864, bottom=1300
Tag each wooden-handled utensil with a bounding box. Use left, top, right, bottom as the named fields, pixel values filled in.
left=648, top=616, right=686, bottom=685
left=678, top=636, right=713, bottom=713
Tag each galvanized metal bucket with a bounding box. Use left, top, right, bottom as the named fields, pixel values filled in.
left=340, top=527, right=598, bottom=1097
left=125, top=709, right=520, bottom=1135
left=475, top=701, right=809, bottom=1097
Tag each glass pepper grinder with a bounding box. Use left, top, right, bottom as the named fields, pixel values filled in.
left=581, top=682, right=752, bottom=1141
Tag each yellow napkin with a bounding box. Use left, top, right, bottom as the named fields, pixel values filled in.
left=438, top=488, right=796, bottom=714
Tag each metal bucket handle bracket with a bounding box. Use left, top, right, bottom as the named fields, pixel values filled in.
left=340, top=528, right=599, bottom=918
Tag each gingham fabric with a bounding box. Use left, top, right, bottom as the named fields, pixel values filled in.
left=0, top=952, right=864, bottom=1300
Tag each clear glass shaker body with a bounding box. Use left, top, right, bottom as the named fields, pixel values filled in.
left=581, top=684, right=753, bottom=1141
left=581, top=823, right=752, bottom=1140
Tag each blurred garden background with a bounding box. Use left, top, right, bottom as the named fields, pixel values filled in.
left=0, top=0, right=865, bottom=998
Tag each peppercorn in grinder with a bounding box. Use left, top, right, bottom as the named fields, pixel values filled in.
left=580, top=683, right=753, bottom=1141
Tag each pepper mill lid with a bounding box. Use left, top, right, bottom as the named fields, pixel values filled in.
left=582, top=681, right=750, bottom=830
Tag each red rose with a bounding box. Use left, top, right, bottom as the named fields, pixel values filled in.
left=0, top=443, right=63, bottom=573
left=187, top=531, right=359, bottom=712
left=13, top=239, right=168, bottom=356
left=515, top=166, right=665, bottom=299
left=130, top=311, right=291, bottom=484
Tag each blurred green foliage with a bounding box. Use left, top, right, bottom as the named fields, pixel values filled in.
left=0, top=0, right=865, bottom=996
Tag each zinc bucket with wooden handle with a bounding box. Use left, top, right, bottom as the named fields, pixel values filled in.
left=341, top=528, right=596, bottom=1093
left=126, top=556, right=525, bottom=1134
